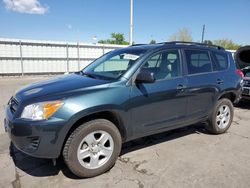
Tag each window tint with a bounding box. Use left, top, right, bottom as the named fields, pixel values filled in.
left=84, top=49, right=146, bottom=80
left=146, top=54, right=161, bottom=68
left=94, top=55, right=130, bottom=72
left=213, top=52, right=228, bottom=71
left=185, top=50, right=212, bottom=74
left=143, top=50, right=181, bottom=80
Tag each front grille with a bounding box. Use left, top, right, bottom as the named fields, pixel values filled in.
left=242, top=88, right=250, bottom=95
left=8, top=97, right=19, bottom=114
left=243, top=80, right=250, bottom=87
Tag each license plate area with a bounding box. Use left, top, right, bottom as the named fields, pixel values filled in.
left=242, top=88, right=250, bottom=95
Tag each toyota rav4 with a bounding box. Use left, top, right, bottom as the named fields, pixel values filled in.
left=4, top=42, right=242, bottom=178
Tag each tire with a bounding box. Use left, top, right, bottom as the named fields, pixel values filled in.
left=206, top=98, right=234, bottom=134
left=63, top=119, right=122, bottom=178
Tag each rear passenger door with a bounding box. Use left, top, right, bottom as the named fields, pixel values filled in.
left=184, top=49, right=220, bottom=120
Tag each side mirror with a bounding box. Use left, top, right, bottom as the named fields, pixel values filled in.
left=135, top=70, right=155, bottom=84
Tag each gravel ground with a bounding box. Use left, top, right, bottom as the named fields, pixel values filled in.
left=0, top=76, right=250, bottom=188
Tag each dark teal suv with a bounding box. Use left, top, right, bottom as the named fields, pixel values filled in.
left=4, top=42, right=242, bottom=177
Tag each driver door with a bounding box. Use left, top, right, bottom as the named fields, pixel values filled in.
left=130, top=49, right=188, bottom=136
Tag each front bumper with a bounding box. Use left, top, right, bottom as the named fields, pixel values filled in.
left=241, top=78, right=250, bottom=99
left=4, top=106, right=68, bottom=159
left=242, top=85, right=250, bottom=100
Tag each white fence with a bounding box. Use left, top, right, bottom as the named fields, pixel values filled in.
left=0, top=38, right=126, bottom=75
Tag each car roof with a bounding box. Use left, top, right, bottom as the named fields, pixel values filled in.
left=124, top=41, right=225, bottom=53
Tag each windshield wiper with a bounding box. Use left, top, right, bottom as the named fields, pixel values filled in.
left=80, top=71, right=97, bottom=79
left=80, top=71, right=116, bottom=80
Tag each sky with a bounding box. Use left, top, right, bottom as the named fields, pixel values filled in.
left=0, top=0, right=250, bottom=45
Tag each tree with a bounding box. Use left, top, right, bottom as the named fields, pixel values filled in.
left=149, top=39, right=156, bottom=44
left=98, top=33, right=129, bottom=45
left=168, top=28, right=193, bottom=42
left=204, top=40, right=213, bottom=45
left=213, top=39, right=241, bottom=50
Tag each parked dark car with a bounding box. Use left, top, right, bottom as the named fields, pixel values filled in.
left=4, top=42, right=242, bottom=178
left=234, top=46, right=250, bottom=99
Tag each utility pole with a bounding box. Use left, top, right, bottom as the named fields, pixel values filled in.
left=201, top=24, right=205, bottom=43
left=19, top=40, right=24, bottom=76
left=130, top=0, right=133, bottom=45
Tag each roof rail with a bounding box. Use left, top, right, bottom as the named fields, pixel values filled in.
left=162, top=41, right=225, bottom=50
left=130, top=43, right=146, bottom=46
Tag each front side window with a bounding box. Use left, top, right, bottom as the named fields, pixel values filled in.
left=185, top=50, right=212, bottom=74
left=83, top=49, right=146, bottom=80
left=143, top=50, right=181, bottom=80
left=146, top=54, right=161, bottom=68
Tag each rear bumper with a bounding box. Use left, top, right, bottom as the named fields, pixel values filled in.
left=233, top=87, right=243, bottom=104
left=4, top=107, right=68, bottom=159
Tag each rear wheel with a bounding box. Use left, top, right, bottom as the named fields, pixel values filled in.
left=63, top=119, right=122, bottom=178
left=206, top=98, right=234, bottom=134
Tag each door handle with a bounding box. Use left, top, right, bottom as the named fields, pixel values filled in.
left=217, top=79, right=224, bottom=84
left=177, top=84, right=187, bottom=91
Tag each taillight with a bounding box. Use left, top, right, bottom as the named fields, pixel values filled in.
left=235, top=69, right=244, bottom=78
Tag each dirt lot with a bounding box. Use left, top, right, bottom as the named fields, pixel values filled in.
left=0, top=76, right=250, bottom=188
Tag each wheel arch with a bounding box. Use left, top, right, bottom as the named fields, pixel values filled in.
left=60, top=110, right=127, bottom=156
left=218, top=91, right=237, bottom=103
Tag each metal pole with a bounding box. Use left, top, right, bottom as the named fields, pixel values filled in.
left=19, top=40, right=24, bottom=76
left=201, top=24, right=205, bottom=43
left=66, top=43, right=69, bottom=73
left=102, top=45, right=105, bottom=55
left=77, top=42, right=80, bottom=71
left=129, top=0, right=133, bottom=45
left=102, top=45, right=105, bottom=71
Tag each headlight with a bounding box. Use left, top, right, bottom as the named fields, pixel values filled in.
left=21, top=101, right=64, bottom=120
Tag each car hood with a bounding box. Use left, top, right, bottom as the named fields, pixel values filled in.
left=15, top=73, right=112, bottom=102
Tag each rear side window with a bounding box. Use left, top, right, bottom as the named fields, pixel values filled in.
left=185, top=50, right=212, bottom=74
left=212, top=52, right=228, bottom=71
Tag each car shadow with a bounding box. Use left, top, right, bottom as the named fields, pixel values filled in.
left=120, top=124, right=208, bottom=156
left=235, top=99, right=250, bottom=110
left=9, top=123, right=209, bottom=179
left=9, top=142, right=79, bottom=179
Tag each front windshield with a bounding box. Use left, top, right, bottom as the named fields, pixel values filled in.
left=82, top=48, right=146, bottom=80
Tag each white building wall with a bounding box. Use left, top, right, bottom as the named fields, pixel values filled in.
left=0, top=38, right=126, bottom=75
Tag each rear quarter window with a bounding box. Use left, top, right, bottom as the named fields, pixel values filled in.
left=185, top=50, right=212, bottom=74
left=212, top=52, right=229, bottom=71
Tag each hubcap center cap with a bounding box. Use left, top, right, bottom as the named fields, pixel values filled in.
left=90, top=145, right=99, bottom=153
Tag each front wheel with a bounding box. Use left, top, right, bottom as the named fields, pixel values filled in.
left=206, top=98, right=234, bottom=134
left=63, top=119, right=122, bottom=178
